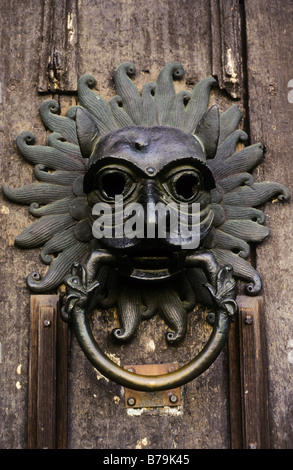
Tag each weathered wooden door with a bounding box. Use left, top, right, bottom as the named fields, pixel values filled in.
left=1, top=0, right=292, bottom=450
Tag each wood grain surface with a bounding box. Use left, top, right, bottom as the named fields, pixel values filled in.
left=244, top=0, right=293, bottom=448
left=0, top=0, right=292, bottom=449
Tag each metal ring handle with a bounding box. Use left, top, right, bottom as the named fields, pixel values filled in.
left=71, top=301, right=233, bottom=392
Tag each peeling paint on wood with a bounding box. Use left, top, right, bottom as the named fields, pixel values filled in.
left=210, top=0, right=243, bottom=99
left=38, top=0, right=79, bottom=93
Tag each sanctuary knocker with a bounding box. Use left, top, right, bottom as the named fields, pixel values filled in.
left=3, top=62, right=290, bottom=392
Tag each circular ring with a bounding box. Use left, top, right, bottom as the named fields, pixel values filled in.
left=71, top=303, right=232, bottom=392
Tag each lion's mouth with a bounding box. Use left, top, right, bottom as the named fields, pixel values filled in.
left=116, top=250, right=187, bottom=280
left=100, top=206, right=215, bottom=280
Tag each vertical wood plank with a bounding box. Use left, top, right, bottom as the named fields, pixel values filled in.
left=228, top=311, right=243, bottom=449
left=210, top=0, right=243, bottom=99
left=28, top=295, right=68, bottom=449
left=229, top=296, right=270, bottom=449
left=38, top=0, right=79, bottom=92
left=244, top=0, right=293, bottom=448
left=28, top=297, right=39, bottom=450
left=56, top=302, right=69, bottom=450
left=37, top=304, right=57, bottom=448
left=0, top=0, right=44, bottom=448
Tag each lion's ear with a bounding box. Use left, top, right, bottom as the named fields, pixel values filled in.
left=76, top=108, right=100, bottom=158
left=194, top=105, right=220, bottom=159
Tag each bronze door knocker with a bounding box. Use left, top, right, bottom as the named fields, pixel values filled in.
left=3, top=62, right=290, bottom=391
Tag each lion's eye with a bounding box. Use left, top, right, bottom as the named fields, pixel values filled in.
left=99, top=170, right=135, bottom=200
left=167, top=170, right=202, bottom=202
left=101, top=172, right=126, bottom=198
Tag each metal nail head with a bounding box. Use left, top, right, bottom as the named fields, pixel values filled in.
left=127, top=397, right=136, bottom=406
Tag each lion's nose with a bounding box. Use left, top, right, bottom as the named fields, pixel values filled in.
left=139, top=180, right=173, bottom=240
left=144, top=181, right=157, bottom=235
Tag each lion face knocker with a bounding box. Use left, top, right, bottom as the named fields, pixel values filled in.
left=3, top=62, right=290, bottom=391
left=72, top=116, right=221, bottom=345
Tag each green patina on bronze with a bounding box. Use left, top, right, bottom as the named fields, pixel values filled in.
left=3, top=62, right=290, bottom=390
